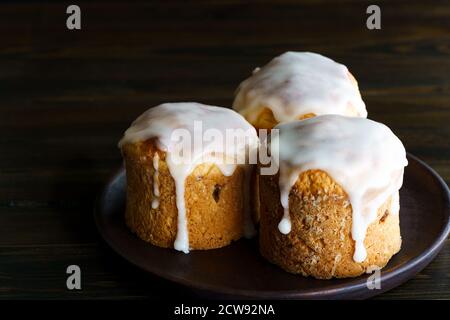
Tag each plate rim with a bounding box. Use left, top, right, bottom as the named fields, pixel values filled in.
left=94, top=153, right=450, bottom=299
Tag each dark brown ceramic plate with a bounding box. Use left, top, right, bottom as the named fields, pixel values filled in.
left=95, top=153, right=450, bottom=299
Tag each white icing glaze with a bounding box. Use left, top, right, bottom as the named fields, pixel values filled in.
left=119, top=102, right=259, bottom=253
left=233, top=52, right=367, bottom=124
left=151, top=153, right=160, bottom=209
left=270, top=115, right=407, bottom=262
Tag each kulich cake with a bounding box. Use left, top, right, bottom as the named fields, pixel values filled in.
left=119, top=102, right=259, bottom=253
left=259, top=115, right=408, bottom=279
left=234, top=52, right=367, bottom=225
left=233, top=52, right=367, bottom=130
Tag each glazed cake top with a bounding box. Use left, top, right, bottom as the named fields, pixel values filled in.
left=119, top=102, right=259, bottom=163
left=270, top=115, right=408, bottom=262
left=233, top=52, right=368, bottom=124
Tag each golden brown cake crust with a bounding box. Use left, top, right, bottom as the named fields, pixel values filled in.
left=259, top=169, right=402, bottom=279
left=252, top=107, right=315, bottom=131
left=122, top=139, right=245, bottom=251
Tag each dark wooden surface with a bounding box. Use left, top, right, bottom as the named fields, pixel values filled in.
left=0, top=0, right=448, bottom=299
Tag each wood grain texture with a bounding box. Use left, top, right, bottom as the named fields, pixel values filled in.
left=0, top=0, right=448, bottom=299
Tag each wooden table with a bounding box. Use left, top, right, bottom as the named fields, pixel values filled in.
left=0, top=0, right=448, bottom=299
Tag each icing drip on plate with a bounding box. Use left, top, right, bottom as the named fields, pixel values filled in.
left=233, top=51, right=367, bottom=124
left=119, top=102, right=259, bottom=253
left=269, top=115, right=407, bottom=262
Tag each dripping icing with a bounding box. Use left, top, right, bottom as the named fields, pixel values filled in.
left=243, top=166, right=257, bottom=238
left=390, top=191, right=400, bottom=215
left=151, top=153, right=160, bottom=209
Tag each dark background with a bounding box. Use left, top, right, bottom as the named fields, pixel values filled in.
left=0, top=0, right=449, bottom=299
